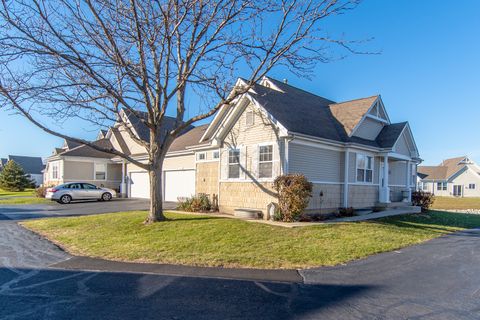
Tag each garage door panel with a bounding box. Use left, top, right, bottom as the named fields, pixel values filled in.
left=130, top=171, right=150, bottom=199
left=164, top=170, right=195, bottom=202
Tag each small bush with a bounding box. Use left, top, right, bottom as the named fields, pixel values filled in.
left=412, top=191, right=435, bottom=212
left=177, top=194, right=212, bottom=212
left=336, top=207, right=356, bottom=217
left=35, top=186, right=49, bottom=198
left=273, top=174, right=313, bottom=222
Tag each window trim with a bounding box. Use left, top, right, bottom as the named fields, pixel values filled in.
left=469, top=183, right=476, bottom=190
left=94, top=162, right=107, bottom=181
left=245, top=111, right=255, bottom=127
left=436, top=181, right=447, bottom=191
left=227, top=148, right=241, bottom=179
left=196, top=152, right=207, bottom=162
left=258, top=144, right=274, bottom=179
left=51, top=162, right=60, bottom=180
left=212, top=150, right=220, bottom=160
left=355, top=153, right=374, bottom=184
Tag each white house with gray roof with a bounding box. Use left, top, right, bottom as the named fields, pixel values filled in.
left=418, top=156, right=480, bottom=197
left=42, top=76, right=421, bottom=216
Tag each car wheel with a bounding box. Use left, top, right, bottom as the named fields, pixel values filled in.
left=60, top=194, right=72, bottom=204
left=101, top=192, right=112, bottom=201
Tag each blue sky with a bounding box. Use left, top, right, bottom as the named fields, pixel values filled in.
left=1, top=0, right=479, bottom=165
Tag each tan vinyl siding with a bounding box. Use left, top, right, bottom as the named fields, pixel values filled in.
left=389, top=160, right=407, bottom=185
left=63, top=161, right=94, bottom=180
left=107, top=163, right=122, bottom=181
left=289, top=142, right=343, bottom=182
left=117, top=126, right=147, bottom=155
left=163, top=154, right=195, bottom=170
left=394, top=133, right=411, bottom=157
left=353, top=118, right=384, bottom=140
left=221, top=103, right=281, bottom=180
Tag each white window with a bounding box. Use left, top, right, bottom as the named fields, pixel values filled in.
left=212, top=150, right=220, bottom=159
left=51, top=163, right=59, bottom=179
left=245, top=111, right=255, bottom=126
left=258, top=145, right=273, bottom=178
left=469, top=183, right=476, bottom=189
left=356, top=154, right=373, bottom=183
left=423, top=182, right=428, bottom=191
left=437, top=182, right=447, bottom=191
left=411, top=164, right=416, bottom=186
left=95, top=163, right=106, bottom=180
left=196, top=152, right=206, bottom=161
left=228, top=149, right=240, bottom=179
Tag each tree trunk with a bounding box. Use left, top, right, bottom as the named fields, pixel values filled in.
left=145, top=163, right=166, bottom=223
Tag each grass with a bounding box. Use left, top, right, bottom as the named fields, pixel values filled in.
left=0, top=188, right=49, bottom=205
left=22, top=210, right=480, bottom=269
left=431, top=196, right=480, bottom=210
left=0, top=188, right=35, bottom=197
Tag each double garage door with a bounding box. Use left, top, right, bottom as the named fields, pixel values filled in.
left=129, top=170, right=195, bottom=201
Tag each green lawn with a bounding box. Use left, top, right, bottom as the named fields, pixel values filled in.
left=0, top=188, right=35, bottom=197
left=431, top=196, right=480, bottom=210
left=21, top=210, right=480, bottom=269
left=0, top=188, right=49, bottom=205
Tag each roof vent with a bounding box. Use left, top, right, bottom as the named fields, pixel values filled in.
left=283, top=78, right=288, bottom=84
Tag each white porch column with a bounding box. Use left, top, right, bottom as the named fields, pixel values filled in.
left=120, top=160, right=127, bottom=197
left=379, top=155, right=390, bottom=203
left=343, top=149, right=350, bottom=207
left=406, top=160, right=412, bottom=201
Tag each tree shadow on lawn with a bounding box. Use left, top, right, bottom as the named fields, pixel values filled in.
left=370, top=211, right=480, bottom=235
left=0, top=266, right=374, bottom=320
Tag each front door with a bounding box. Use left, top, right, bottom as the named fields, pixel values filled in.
left=453, top=185, right=463, bottom=197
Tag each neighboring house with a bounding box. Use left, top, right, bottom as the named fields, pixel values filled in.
left=47, top=76, right=421, bottom=216
left=0, top=155, right=44, bottom=186
left=417, top=156, right=480, bottom=197
left=43, top=138, right=122, bottom=190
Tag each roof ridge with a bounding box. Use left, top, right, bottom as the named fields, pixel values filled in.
left=264, top=76, right=336, bottom=103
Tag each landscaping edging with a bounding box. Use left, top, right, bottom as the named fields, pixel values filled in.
left=438, top=209, right=480, bottom=214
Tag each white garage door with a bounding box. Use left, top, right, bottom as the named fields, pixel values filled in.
left=164, top=170, right=195, bottom=202
left=129, top=171, right=150, bottom=199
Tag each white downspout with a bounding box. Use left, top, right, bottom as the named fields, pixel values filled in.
left=120, top=160, right=126, bottom=198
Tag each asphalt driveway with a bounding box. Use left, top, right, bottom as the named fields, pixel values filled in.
left=0, top=198, right=176, bottom=220
left=1, top=203, right=480, bottom=319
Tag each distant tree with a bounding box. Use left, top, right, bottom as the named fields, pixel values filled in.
left=0, top=0, right=365, bottom=223
left=0, top=160, right=33, bottom=191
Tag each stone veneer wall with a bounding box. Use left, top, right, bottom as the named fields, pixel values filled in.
left=196, top=162, right=219, bottom=199
left=348, top=185, right=379, bottom=208
left=306, top=184, right=343, bottom=214
left=219, top=182, right=277, bottom=216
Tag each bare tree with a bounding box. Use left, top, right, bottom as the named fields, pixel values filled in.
left=0, top=0, right=363, bottom=223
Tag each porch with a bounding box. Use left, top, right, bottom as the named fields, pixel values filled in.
left=378, top=153, right=416, bottom=205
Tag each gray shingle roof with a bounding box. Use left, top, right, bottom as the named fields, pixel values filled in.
left=250, top=78, right=406, bottom=148
left=169, top=125, right=209, bottom=152
left=60, top=139, right=116, bottom=159
left=6, top=155, right=44, bottom=174
left=418, top=156, right=468, bottom=180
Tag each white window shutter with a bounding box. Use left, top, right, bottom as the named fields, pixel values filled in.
left=252, top=145, right=259, bottom=179
left=272, top=143, right=281, bottom=178
left=240, top=146, right=247, bottom=179
left=221, top=149, right=229, bottom=180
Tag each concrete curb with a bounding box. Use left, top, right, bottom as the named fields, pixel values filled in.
left=50, top=256, right=304, bottom=283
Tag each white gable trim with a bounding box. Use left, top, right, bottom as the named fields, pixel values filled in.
left=350, top=96, right=391, bottom=138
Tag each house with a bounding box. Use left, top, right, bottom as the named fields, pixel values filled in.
left=43, top=137, right=123, bottom=190
left=44, top=77, right=421, bottom=217
left=417, top=156, right=480, bottom=197
left=0, top=155, right=44, bottom=186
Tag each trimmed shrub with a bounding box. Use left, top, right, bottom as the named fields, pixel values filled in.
left=177, top=194, right=212, bottom=212
left=412, top=191, right=435, bottom=212
left=273, top=174, right=313, bottom=222
left=0, top=160, right=33, bottom=191
left=336, top=207, right=356, bottom=217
